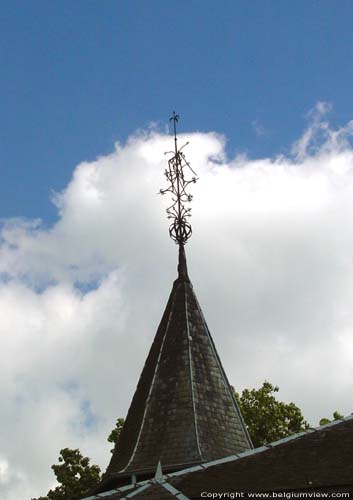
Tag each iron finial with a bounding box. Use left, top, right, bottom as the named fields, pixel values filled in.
left=160, top=113, right=198, bottom=246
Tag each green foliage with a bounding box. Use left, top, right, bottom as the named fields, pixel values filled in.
left=32, top=418, right=125, bottom=500
left=31, top=448, right=101, bottom=500
left=233, top=381, right=310, bottom=448
left=107, top=418, right=125, bottom=453
left=319, top=411, right=344, bottom=426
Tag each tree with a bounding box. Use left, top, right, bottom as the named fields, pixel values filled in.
left=31, top=448, right=101, bottom=500
left=233, top=381, right=310, bottom=447
left=32, top=418, right=125, bottom=500
left=107, top=417, right=125, bottom=453
left=319, top=411, right=344, bottom=426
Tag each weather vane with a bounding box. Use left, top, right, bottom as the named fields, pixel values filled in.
left=160, top=112, right=198, bottom=246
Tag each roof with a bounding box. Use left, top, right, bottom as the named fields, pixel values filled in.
left=83, top=482, right=188, bottom=500
left=175, top=415, right=353, bottom=496
left=95, top=245, right=251, bottom=492
left=83, top=415, right=353, bottom=499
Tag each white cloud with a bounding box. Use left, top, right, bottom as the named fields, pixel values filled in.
left=0, top=458, right=9, bottom=484
left=291, top=101, right=353, bottom=160
left=1, top=107, right=353, bottom=499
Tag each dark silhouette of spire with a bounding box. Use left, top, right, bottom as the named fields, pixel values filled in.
left=177, top=243, right=189, bottom=282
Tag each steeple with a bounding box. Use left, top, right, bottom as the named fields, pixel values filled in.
left=94, top=114, right=252, bottom=494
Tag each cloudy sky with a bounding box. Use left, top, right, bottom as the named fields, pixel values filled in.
left=0, top=2, right=352, bottom=500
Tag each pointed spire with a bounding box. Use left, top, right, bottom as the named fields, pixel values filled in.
left=177, top=244, right=189, bottom=282
left=97, top=273, right=252, bottom=492
left=91, top=114, right=252, bottom=496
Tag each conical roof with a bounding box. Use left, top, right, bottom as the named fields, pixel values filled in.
left=97, top=246, right=252, bottom=492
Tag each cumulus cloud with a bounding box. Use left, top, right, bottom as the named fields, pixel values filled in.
left=1, top=105, right=353, bottom=499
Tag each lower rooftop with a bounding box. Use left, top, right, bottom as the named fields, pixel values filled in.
left=82, top=414, right=353, bottom=499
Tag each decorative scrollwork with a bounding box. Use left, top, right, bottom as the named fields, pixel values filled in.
left=159, top=112, right=198, bottom=245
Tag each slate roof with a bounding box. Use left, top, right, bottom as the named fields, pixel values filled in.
left=83, top=415, right=353, bottom=500
left=174, top=415, right=353, bottom=497
left=95, top=245, right=252, bottom=492
left=83, top=482, right=187, bottom=500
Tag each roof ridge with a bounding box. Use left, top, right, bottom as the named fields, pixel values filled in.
left=184, top=281, right=203, bottom=462
left=192, top=291, right=253, bottom=450
left=119, top=285, right=180, bottom=473
left=159, top=480, right=191, bottom=499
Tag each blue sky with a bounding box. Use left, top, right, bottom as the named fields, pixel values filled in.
left=1, top=4, right=353, bottom=498
left=0, top=1, right=351, bottom=221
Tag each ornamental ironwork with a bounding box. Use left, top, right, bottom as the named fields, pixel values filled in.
left=160, top=112, right=198, bottom=245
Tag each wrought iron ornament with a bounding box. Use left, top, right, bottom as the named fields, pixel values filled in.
left=160, top=112, right=198, bottom=245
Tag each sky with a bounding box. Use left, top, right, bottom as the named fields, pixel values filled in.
left=0, top=2, right=352, bottom=499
